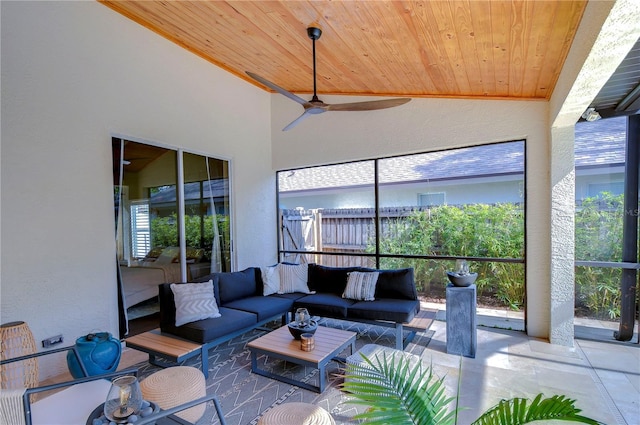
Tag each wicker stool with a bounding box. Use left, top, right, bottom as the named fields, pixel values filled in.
left=258, top=402, right=335, bottom=425
left=140, top=366, right=206, bottom=423
left=0, top=321, right=38, bottom=390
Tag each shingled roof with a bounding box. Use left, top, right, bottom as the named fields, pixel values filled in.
left=279, top=117, right=627, bottom=193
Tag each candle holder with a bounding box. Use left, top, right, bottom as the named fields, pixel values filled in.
left=300, top=333, right=315, bottom=351
left=294, top=308, right=311, bottom=327
left=104, top=375, right=142, bottom=423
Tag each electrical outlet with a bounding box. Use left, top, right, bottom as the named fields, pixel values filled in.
left=42, top=334, right=63, bottom=348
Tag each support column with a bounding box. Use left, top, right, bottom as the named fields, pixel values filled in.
left=550, top=126, right=576, bottom=346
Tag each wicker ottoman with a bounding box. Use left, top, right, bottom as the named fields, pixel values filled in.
left=140, top=366, right=206, bottom=423
left=258, top=402, right=335, bottom=425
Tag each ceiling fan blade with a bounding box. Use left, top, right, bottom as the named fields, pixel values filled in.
left=326, top=98, right=411, bottom=112
left=283, top=110, right=314, bottom=131
left=246, top=71, right=308, bottom=106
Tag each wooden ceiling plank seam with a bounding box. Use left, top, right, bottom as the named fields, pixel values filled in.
left=534, top=0, right=588, bottom=99
left=363, top=2, right=415, bottom=93
left=489, top=0, right=511, bottom=97
left=225, top=1, right=318, bottom=93
left=360, top=2, right=424, bottom=94
left=279, top=1, right=362, bottom=95
left=392, top=1, right=444, bottom=95
left=306, top=1, right=385, bottom=95
left=389, top=1, right=444, bottom=95
left=468, top=0, right=497, bottom=96
left=431, top=1, right=470, bottom=94
left=520, top=0, right=558, bottom=99
left=315, top=1, right=397, bottom=96
left=162, top=2, right=251, bottom=66
left=340, top=1, right=403, bottom=95
left=192, top=1, right=314, bottom=90
left=414, top=0, right=462, bottom=94
left=100, top=1, right=251, bottom=81
left=451, top=0, right=484, bottom=95
left=506, top=0, right=531, bottom=98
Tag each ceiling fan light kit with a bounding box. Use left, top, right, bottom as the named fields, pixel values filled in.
left=247, top=26, right=410, bottom=131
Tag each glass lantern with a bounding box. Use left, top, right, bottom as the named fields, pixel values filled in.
left=295, top=308, right=311, bottom=327
left=104, top=375, right=143, bottom=423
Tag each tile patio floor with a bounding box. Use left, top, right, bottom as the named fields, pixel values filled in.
left=120, top=303, right=639, bottom=424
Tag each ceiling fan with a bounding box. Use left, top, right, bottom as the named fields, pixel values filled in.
left=246, top=27, right=411, bottom=131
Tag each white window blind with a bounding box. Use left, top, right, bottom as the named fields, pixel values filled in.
left=130, top=200, right=150, bottom=258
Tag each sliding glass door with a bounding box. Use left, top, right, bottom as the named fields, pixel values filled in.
left=113, top=138, right=232, bottom=336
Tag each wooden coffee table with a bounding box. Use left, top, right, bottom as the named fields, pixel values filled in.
left=247, top=325, right=356, bottom=393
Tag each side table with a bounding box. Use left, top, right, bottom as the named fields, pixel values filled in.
left=445, top=283, right=477, bottom=358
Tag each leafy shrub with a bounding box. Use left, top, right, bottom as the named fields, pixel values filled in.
left=372, top=203, right=525, bottom=310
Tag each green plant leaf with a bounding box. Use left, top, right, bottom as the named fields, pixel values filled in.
left=471, top=394, right=604, bottom=425
left=341, top=353, right=603, bottom=425
left=341, top=352, right=457, bottom=425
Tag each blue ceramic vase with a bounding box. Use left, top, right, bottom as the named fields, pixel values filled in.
left=66, top=332, right=121, bottom=378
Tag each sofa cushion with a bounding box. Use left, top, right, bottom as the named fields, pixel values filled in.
left=170, top=281, right=221, bottom=326
left=307, top=264, right=360, bottom=295
left=373, top=268, right=417, bottom=300
left=270, top=292, right=309, bottom=301
left=348, top=298, right=420, bottom=323
left=223, top=295, right=294, bottom=322
left=161, top=307, right=257, bottom=344
left=343, top=271, right=379, bottom=301
left=216, top=267, right=258, bottom=304
left=293, top=293, right=355, bottom=318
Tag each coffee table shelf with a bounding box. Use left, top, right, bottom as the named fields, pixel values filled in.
left=247, top=325, right=356, bottom=393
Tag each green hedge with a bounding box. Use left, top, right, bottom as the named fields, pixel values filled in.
left=372, top=203, right=525, bottom=310
left=371, top=196, right=627, bottom=319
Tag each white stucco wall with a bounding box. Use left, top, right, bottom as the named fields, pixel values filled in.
left=1, top=1, right=274, bottom=378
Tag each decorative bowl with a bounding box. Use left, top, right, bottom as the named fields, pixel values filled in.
left=287, top=320, right=318, bottom=340
left=446, top=271, right=478, bottom=287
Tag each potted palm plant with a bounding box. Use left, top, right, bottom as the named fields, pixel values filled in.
left=340, top=352, right=603, bottom=425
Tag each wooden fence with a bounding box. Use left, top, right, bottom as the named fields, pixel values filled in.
left=280, top=207, right=429, bottom=267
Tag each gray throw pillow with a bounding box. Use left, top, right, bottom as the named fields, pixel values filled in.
left=170, top=280, right=221, bottom=326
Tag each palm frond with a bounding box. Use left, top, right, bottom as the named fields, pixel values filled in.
left=471, top=394, right=605, bottom=425
left=340, top=351, right=457, bottom=425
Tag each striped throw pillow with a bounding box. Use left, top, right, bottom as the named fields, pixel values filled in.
left=343, top=271, right=380, bottom=301
left=278, top=263, right=312, bottom=294
left=170, top=280, right=221, bottom=326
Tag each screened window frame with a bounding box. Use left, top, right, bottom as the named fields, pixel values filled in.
left=276, top=140, right=527, bottom=269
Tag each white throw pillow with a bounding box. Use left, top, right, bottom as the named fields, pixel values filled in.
left=170, top=280, right=221, bottom=327
left=343, top=271, right=380, bottom=301
left=261, top=264, right=281, bottom=296
left=278, top=263, right=312, bottom=294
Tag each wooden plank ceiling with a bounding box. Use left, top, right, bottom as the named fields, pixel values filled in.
left=99, top=0, right=587, bottom=101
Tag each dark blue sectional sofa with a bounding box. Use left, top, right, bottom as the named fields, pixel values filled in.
left=158, top=264, right=421, bottom=351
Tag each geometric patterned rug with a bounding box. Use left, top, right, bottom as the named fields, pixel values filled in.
left=134, top=317, right=434, bottom=425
